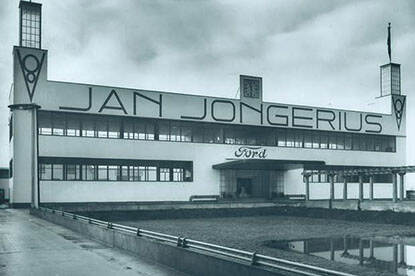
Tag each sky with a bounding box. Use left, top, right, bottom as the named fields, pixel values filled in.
left=0, top=0, right=414, bottom=168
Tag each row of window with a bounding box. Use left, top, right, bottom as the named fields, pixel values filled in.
left=307, top=171, right=392, bottom=183
left=38, top=111, right=396, bottom=152
left=39, top=160, right=193, bottom=182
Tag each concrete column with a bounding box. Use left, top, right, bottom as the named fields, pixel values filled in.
left=399, top=173, right=405, bottom=201
left=393, top=244, right=398, bottom=273
left=359, top=239, right=364, bottom=265
left=358, top=174, right=364, bottom=202
left=369, top=240, right=374, bottom=259
left=392, top=172, right=398, bottom=203
left=343, top=236, right=348, bottom=254
left=330, top=173, right=335, bottom=201
left=304, top=174, right=310, bottom=201
left=369, top=175, right=374, bottom=200
left=343, top=177, right=348, bottom=200
left=330, top=239, right=335, bottom=261
left=399, top=244, right=405, bottom=265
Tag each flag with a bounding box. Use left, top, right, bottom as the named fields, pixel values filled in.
left=387, top=23, right=391, bottom=62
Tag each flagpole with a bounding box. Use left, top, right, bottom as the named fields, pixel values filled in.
left=388, top=22, right=391, bottom=63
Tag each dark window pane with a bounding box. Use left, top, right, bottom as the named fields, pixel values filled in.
left=345, top=134, right=352, bottom=150
left=170, top=123, right=181, bottom=142
left=108, top=118, right=120, bottom=138
left=277, top=129, right=286, bottom=147
left=320, top=134, right=328, bottom=149
left=40, top=164, right=52, bottom=180
left=123, top=120, right=134, bottom=139
left=336, top=134, right=344, bottom=150
left=39, top=112, right=52, bottom=135
left=158, top=121, right=170, bottom=141
left=120, top=166, right=129, bottom=181
left=96, top=118, right=108, bottom=138
left=82, top=117, right=95, bottom=137
left=66, top=115, right=81, bottom=136
left=52, top=164, right=63, bottom=180
left=66, top=164, right=80, bottom=180
left=52, top=114, right=65, bottom=136
left=304, top=133, right=312, bottom=148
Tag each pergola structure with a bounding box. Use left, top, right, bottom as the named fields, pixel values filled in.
left=302, top=166, right=415, bottom=203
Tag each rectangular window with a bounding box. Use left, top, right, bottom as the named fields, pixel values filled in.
left=181, top=124, right=192, bottom=142
left=146, top=121, right=155, bottom=140
left=170, top=123, right=181, bottom=142
left=137, top=166, right=146, bottom=181
left=329, top=134, right=337, bottom=149
left=173, top=168, right=184, bottom=182
left=345, top=134, right=352, bottom=150
left=66, top=164, right=80, bottom=180
left=148, top=166, right=157, bottom=181
left=204, top=126, right=223, bottom=144
left=312, top=133, right=320, bottom=149
left=277, top=129, right=286, bottom=147
left=320, top=134, right=328, bottom=149
left=82, top=117, right=95, bottom=137
left=40, top=164, right=52, bottom=180
left=193, top=126, right=203, bottom=143
left=66, top=115, right=81, bottom=136
left=134, top=121, right=145, bottom=140
left=39, top=112, right=52, bottom=135
left=184, top=168, right=193, bottom=182
left=96, top=118, right=108, bottom=138
left=52, top=164, right=64, bottom=180
left=120, top=166, right=129, bottom=181
left=294, top=130, right=303, bottom=148
left=123, top=120, right=134, bottom=139
left=108, top=165, right=118, bottom=181
left=159, top=168, right=170, bottom=181
left=158, top=121, right=170, bottom=141
left=336, top=134, right=345, bottom=150
left=352, top=135, right=360, bottom=151
left=108, top=118, right=120, bottom=138
left=286, top=131, right=294, bottom=147
left=82, top=165, right=96, bottom=180
left=303, top=133, right=312, bottom=148
left=98, top=165, right=108, bottom=180
left=52, top=113, right=65, bottom=136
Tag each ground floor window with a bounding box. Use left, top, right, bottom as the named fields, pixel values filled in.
left=39, top=158, right=193, bottom=182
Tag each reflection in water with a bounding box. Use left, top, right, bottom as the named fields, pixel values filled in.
left=266, top=236, right=415, bottom=275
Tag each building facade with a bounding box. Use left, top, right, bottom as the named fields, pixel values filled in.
left=8, top=1, right=407, bottom=207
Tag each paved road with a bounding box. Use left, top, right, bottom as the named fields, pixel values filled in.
left=0, top=209, right=188, bottom=276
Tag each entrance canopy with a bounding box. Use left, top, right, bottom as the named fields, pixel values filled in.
left=212, top=159, right=325, bottom=170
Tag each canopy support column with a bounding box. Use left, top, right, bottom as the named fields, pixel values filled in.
left=392, top=172, right=398, bottom=203
left=358, top=174, right=364, bottom=202
left=399, top=172, right=405, bottom=200
left=343, top=177, right=348, bottom=200
left=369, top=175, right=374, bottom=200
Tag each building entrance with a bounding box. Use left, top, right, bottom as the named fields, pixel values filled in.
left=236, top=178, right=252, bottom=198
left=219, top=169, right=284, bottom=200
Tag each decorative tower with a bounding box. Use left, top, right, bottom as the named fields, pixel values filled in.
left=9, top=0, right=46, bottom=208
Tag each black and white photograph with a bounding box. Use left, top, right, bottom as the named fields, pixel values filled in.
left=0, top=0, right=415, bottom=275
